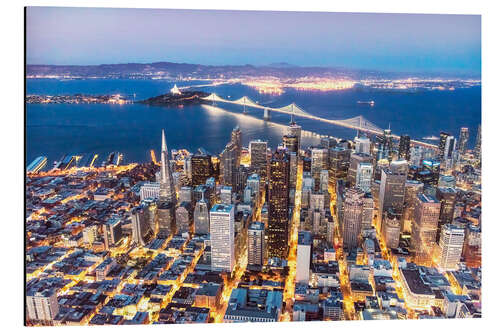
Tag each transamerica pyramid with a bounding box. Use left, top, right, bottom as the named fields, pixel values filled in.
left=159, top=129, right=176, bottom=203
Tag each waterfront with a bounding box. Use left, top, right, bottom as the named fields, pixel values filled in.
left=26, top=79, right=481, bottom=165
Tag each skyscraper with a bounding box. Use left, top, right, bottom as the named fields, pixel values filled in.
left=249, top=140, right=268, bottom=186
left=103, top=217, right=123, bottom=250
left=382, top=208, right=401, bottom=249
left=289, top=151, right=298, bottom=192
left=435, top=187, right=457, bottom=241
left=457, top=127, right=469, bottom=154
left=444, top=135, right=456, bottom=161
left=176, top=202, right=192, bottom=234
left=194, top=197, right=210, bottom=235
left=283, top=135, right=299, bottom=153
left=422, top=159, right=441, bottom=186
left=398, top=135, right=411, bottom=161
left=438, top=131, right=450, bottom=161
left=157, top=201, right=175, bottom=237
left=221, top=141, right=238, bottom=187
left=267, top=150, right=290, bottom=259
left=210, top=204, right=235, bottom=272
left=356, top=162, right=373, bottom=193
left=311, top=147, right=329, bottom=191
left=378, top=128, right=393, bottom=161
left=379, top=167, right=406, bottom=220
left=355, top=136, right=371, bottom=155
left=231, top=126, right=242, bottom=167
left=342, top=187, right=365, bottom=250
left=248, top=221, right=265, bottom=269
left=412, top=193, right=441, bottom=265
left=191, top=153, right=214, bottom=186
left=296, top=231, right=312, bottom=284
left=402, top=180, right=424, bottom=233
left=474, top=124, right=481, bottom=158
left=131, top=205, right=152, bottom=246
left=286, top=122, right=302, bottom=152
left=329, top=147, right=351, bottom=184
left=438, top=224, right=465, bottom=271
left=160, top=130, right=176, bottom=203
left=361, top=193, right=374, bottom=230
left=347, top=152, right=372, bottom=187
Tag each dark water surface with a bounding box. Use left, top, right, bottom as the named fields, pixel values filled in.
left=26, top=79, right=481, bottom=165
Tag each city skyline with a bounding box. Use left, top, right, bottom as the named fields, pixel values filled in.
left=25, top=6, right=482, bottom=327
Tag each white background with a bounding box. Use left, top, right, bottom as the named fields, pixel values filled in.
left=1, top=0, right=497, bottom=332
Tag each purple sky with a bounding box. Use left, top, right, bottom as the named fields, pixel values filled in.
left=26, top=7, right=481, bottom=74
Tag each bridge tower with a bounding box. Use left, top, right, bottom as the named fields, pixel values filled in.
left=263, top=108, right=270, bottom=120
left=243, top=98, right=247, bottom=114
left=211, top=93, right=216, bottom=106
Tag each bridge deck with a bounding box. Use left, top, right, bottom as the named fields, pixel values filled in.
left=201, top=93, right=437, bottom=148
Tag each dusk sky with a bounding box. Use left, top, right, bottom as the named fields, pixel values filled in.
left=26, top=7, right=481, bottom=74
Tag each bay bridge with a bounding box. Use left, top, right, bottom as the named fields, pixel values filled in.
left=201, top=93, right=438, bottom=149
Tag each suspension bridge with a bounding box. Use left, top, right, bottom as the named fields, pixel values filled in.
left=201, top=93, right=437, bottom=148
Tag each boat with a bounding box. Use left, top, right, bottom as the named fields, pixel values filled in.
left=357, top=100, right=375, bottom=106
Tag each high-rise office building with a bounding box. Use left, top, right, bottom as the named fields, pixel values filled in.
left=444, top=135, right=456, bottom=161
left=296, top=231, right=312, bottom=284
left=231, top=126, right=242, bottom=167
left=347, top=152, right=372, bottom=187
left=289, top=151, right=298, bottom=192
left=342, top=187, right=365, bottom=250
left=249, top=140, right=268, bottom=185
left=103, top=216, right=123, bottom=250
left=390, top=159, right=409, bottom=175
left=233, top=165, right=249, bottom=194
left=191, top=153, right=214, bottom=186
left=382, top=209, right=401, bottom=249
left=457, top=127, right=469, bottom=154
left=362, top=193, right=374, bottom=230
left=311, top=147, right=329, bottom=191
left=356, top=162, right=373, bottom=193
left=176, top=202, right=192, bottom=234
left=221, top=141, right=238, bottom=187
left=438, top=224, right=465, bottom=271
left=412, top=193, right=441, bottom=265
left=379, top=167, right=406, bottom=221
left=267, top=150, right=290, bottom=259
left=378, top=129, right=394, bottom=161
left=355, top=136, right=371, bottom=155
left=474, top=124, right=481, bottom=158
left=220, top=186, right=232, bottom=205
left=179, top=186, right=193, bottom=204
left=436, top=187, right=458, bottom=242
left=463, top=224, right=481, bottom=268
left=329, top=147, right=351, bottom=184
left=194, top=197, right=210, bottom=235
left=438, top=131, right=450, bottom=161
left=320, top=169, right=329, bottom=193
left=286, top=122, right=302, bottom=151
left=159, top=130, right=176, bottom=203
left=398, top=135, right=411, bottom=161
left=210, top=204, right=235, bottom=272
left=283, top=135, right=299, bottom=153
left=248, top=221, right=265, bottom=268
left=402, top=180, right=424, bottom=233
left=422, top=159, right=441, bottom=186
left=247, top=173, right=260, bottom=197
left=131, top=205, right=152, bottom=246
left=157, top=201, right=175, bottom=238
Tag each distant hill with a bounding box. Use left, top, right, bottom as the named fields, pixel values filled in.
left=26, top=61, right=377, bottom=79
